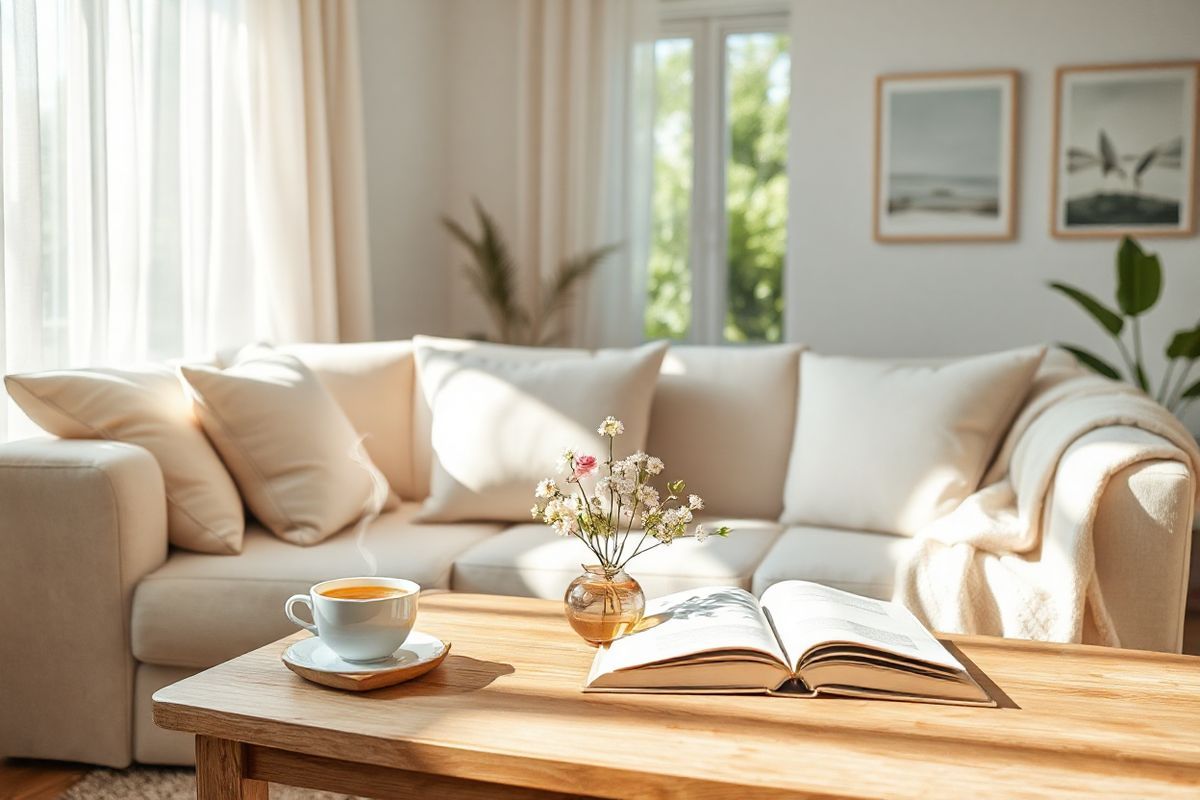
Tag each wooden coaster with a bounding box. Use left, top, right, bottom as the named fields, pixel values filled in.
left=283, top=641, right=451, bottom=692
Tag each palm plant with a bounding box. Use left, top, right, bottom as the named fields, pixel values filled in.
left=1048, top=235, right=1200, bottom=415
left=442, top=199, right=620, bottom=346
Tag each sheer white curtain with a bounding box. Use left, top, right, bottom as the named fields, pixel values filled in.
left=0, top=0, right=371, bottom=440
left=515, top=0, right=655, bottom=348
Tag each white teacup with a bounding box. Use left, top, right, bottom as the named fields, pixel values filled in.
left=284, top=577, right=420, bottom=663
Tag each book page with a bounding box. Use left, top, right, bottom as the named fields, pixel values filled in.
left=590, top=586, right=789, bottom=677
left=759, top=581, right=963, bottom=672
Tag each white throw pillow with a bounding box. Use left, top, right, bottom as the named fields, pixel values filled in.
left=414, top=336, right=668, bottom=522
left=5, top=366, right=245, bottom=554
left=280, top=341, right=416, bottom=499
left=780, top=347, right=1046, bottom=536
left=180, top=352, right=390, bottom=546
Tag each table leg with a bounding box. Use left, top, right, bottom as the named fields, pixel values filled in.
left=195, top=735, right=268, bottom=800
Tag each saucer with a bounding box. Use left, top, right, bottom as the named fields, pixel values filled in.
left=282, top=631, right=450, bottom=691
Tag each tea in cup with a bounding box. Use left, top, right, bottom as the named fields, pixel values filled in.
left=284, top=577, right=420, bottom=662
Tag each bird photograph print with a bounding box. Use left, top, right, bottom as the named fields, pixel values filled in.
left=1053, top=61, right=1199, bottom=238
left=874, top=70, right=1017, bottom=242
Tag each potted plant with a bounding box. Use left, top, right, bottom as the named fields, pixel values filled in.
left=1048, top=235, right=1200, bottom=416
left=442, top=199, right=619, bottom=346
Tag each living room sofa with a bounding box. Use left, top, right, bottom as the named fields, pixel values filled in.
left=0, top=340, right=1194, bottom=768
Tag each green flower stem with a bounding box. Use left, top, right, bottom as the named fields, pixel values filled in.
left=615, top=470, right=646, bottom=565
left=619, top=540, right=664, bottom=570
left=569, top=529, right=606, bottom=565
left=621, top=527, right=652, bottom=572
left=572, top=479, right=605, bottom=563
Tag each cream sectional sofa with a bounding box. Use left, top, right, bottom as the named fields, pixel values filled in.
left=0, top=341, right=1194, bottom=768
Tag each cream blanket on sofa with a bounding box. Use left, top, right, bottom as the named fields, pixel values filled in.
left=894, top=362, right=1200, bottom=646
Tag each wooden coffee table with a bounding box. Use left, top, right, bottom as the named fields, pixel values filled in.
left=153, top=593, right=1200, bottom=799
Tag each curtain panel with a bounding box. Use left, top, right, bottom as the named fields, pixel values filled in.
left=515, top=0, right=655, bottom=348
left=0, top=0, right=372, bottom=440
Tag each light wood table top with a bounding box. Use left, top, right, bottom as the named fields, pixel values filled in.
left=154, top=592, right=1200, bottom=799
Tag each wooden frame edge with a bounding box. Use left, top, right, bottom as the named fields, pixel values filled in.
left=873, top=69, right=1020, bottom=244
left=1050, top=60, right=1200, bottom=240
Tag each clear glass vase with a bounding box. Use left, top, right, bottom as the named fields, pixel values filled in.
left=563, top=565, right=645, bottom=646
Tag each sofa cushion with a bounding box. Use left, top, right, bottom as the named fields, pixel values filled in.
left=131, top=504, right=501, bottom=668
left=280, top=341, right=416, bottom=500
left=180, top=351, right=393, bottom=546
left=781, top=347, right=1046, bottom=536
left=647, top=345, right=803, bottom=519
left=450, top=518, right=782, bottom=599
left=751, top=525, right=916, bottom=598
left=413, top=336, right=667, bottom=522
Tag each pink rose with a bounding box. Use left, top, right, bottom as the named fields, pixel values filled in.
left=573, top=454, right=598, bottom=479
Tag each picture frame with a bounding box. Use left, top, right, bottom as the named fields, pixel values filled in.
left=1052, top=61, right=1199, bottom=239
left=874, top=69, right=1018, bottom=243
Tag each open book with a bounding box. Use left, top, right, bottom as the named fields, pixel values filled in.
left=585, top=581, right=994, bottom=706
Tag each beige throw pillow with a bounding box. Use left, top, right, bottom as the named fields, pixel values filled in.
left=5, top=366, right=245, bottom=554
left=780, top=347, right=1046, bottom=536
left=414, top=336, right=668, bottom=522
left=180, top=352, right=388, bottom=546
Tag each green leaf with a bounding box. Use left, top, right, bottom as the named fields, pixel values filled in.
left=1059, top=344, right=1122, bottom=380
left=1047, top=281, right=1124, bottom=335
left=1167, top=326, right=1200, bottom=360
left=1182, top=378, right=1200, bottom=400
left=1115, top=236, right=1162, bottom=316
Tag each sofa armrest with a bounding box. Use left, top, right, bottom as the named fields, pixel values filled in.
left=0, top=439, right=168, bottom=767
left=1044, top=427, right=1195, bottom=653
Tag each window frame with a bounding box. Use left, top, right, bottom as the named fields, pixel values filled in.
left=655, top=1, right=790, bottom=344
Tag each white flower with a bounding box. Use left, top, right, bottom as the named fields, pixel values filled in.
left=694, top=524, right=709, bottom=543
left=646, top=456, right=664, bottom=475
left=595, top=476, right=614, bottom=495
left=530, top=504, right=541, bottom=519
left=557, top=449, right=576, bottom=474
left=535, top=478, right=558, bottom=499
left=688, top=494, right=704, bottom=510
left=597, top=416, right=625, bottom=437
left=636, top=484, right=660, bottom=507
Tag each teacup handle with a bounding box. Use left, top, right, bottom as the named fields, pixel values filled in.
left=284, top=594, right=318, bottom=635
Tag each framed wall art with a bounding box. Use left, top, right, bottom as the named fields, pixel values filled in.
left=874, top=70, right=1018, bottom=243
left=1052, top=61, right=1199, bottom=238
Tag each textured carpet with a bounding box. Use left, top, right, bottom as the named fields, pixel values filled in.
left=61, top=767, right=364, bottom=799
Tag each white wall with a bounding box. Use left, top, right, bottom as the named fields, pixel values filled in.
left=358, top=0, right=451, bottom=340
left=357, top=0, right=1200, bottom=426
left=787, top=0, right=1200, bottom=430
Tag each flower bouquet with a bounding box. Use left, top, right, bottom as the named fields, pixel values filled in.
left=531, top=416, right=730, bottom=645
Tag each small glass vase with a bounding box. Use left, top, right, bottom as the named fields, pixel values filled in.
left=563, top=565, right=645, bottom=646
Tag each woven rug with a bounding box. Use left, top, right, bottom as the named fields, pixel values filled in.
left=62, top=767, right=364, bottom=799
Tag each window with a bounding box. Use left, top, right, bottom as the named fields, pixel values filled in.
left=645, top=5, right=790, bottom=344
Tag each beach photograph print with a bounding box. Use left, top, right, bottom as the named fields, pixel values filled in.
left=1053, top=62, right=1198, bottom=238
left=875, top=70, right=1017, bottom=242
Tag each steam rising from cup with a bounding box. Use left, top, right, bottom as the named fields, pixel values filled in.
left=349, top=436, right=388, bottom=576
